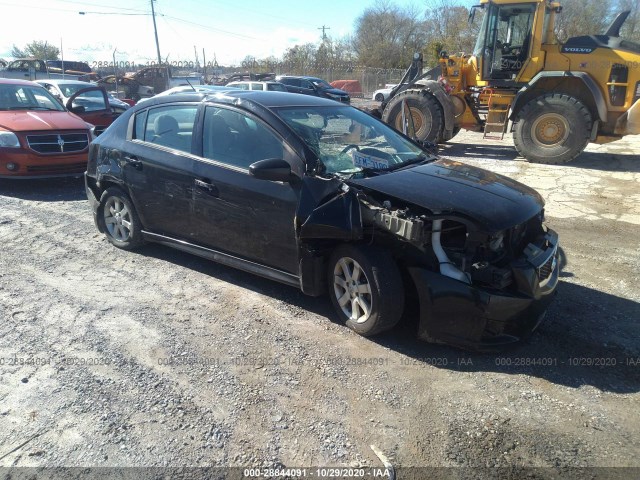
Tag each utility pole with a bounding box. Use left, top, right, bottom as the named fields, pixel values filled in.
left=150, top=0, right=162, bottom=65
left=318, top=25, right=330, bottom=41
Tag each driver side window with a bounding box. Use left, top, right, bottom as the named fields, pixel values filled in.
left=202, top=107, right=284, bottom=170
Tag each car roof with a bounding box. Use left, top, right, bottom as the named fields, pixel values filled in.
left=138, top=90, right=346, bottom=109
left=34, top=79, right=94, bottom=86
left=279, top=75, right=322, bottom=81
left=228, top=80, right=282, bottom=85
left=163, top=85, right=233, bottom=94
left=0, top=78, right=42, bottom=86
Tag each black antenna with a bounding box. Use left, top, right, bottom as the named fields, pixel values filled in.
left=185, top=77, right=196, bottom=92
left=605, top=11, right=630, bottom=37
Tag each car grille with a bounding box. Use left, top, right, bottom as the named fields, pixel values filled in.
left=26, top=133, right=89, bottom=154
left=26, top=163, right=86, bottom=174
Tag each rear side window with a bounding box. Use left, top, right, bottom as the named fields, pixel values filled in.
left=134, top=105, right=198, bottom=153
left=250, top=83, right=264, bottom=91
left=281, top=78, right=300, bottom=87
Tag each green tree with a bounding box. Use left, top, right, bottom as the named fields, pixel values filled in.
left=11, top=40, right=60, bottom=60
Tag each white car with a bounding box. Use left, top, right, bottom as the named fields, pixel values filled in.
left=372, top=84, right=397, bottom=102
left=35, top=79, right=130, bottom=114
left=136, top=85, right=239, bottom=105
left=226, top=80, right=288, bottom=92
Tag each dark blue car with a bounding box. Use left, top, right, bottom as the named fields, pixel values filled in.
left=276, top=76, right=350, bottom=103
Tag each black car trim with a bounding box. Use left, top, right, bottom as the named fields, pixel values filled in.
left=141, top=230, right=300, bottom=287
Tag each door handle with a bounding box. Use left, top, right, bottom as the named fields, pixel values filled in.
left=194, top=179, right=219, bottom=196
left=124, top=155, right=142, bottom=170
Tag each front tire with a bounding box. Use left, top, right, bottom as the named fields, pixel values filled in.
left=382, top=90, right=444, bottom=143
left=374, top=93, right=384, bottom=102
left=513, top=94, right=592, bottom=164
left=99, top=187, right=144, bottom=250
left=328, top=245, right=404, bottom=337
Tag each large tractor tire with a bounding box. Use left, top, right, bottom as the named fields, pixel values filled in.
left=513, top=94, right=592, bottom=165
left=382, top=90, right=444, bottom=143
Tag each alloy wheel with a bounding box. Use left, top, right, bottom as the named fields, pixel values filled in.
left=333, top=256, right=373, bottom=323
left=103, top=197, right=133, bottom=242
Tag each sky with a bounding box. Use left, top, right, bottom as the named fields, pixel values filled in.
left=0, top=0, right=464, bottom=67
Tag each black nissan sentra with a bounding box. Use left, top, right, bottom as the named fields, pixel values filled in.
left=85, top=90, right=559, bottom=350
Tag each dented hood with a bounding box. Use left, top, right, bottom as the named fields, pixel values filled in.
left=348, top=159, right=544, bottom=232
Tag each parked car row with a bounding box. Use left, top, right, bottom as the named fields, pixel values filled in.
left=1, top=79, right=559, bottom=350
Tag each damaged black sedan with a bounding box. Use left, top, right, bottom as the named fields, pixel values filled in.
left=85, top=91, right=559, bottom=350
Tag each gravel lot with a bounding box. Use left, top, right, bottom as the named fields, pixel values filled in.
left=0, top=121, right=639, bottom=478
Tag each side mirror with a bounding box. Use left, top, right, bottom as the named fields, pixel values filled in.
left=69, top=104, right=86, bottom=114
left=249, top=158, right=292, bottom=182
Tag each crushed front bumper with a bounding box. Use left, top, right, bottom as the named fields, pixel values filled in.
left=408, top=229, right=559, bottom=350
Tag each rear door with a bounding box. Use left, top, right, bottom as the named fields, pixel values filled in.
left=123, top=103, right=201, bottom=239
left=66, top=87, right=113, bottom=134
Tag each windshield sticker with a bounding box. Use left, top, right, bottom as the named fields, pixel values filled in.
left=352, top=150, right=389, bottom=170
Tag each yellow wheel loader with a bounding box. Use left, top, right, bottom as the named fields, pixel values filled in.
left=377, top=0, right=640, bottom=164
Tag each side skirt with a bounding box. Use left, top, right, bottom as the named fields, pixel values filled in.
left=141, top=231, right=301, bottom=289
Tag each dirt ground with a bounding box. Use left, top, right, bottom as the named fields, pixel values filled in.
left=0, top=125, right=639, bottom=479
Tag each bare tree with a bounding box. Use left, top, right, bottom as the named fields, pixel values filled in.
left=423, top=1, right=481, bottom=65
left=353, top=0, right=427, bottom=69
left=614, top=0, right=640, bottom=41
left=555, top=0, right=612, bottom=42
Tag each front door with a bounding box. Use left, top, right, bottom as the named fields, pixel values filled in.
left=66, top=87, right=113, bottom=134
left=479, top=3, right=536, bottom=81
left=191, top=105, right=301, bottom=274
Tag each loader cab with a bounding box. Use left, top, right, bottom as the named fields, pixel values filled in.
left=474, top=2, right=537, bottom=81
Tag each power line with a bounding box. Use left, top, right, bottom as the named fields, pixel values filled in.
left=53, top=0, right=149, bottom=13
left=160, top=14, right=259, bottom=40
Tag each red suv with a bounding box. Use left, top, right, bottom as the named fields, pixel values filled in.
left=0, top=79, right=112, bottom=178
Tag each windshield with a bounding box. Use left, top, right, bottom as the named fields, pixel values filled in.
left=274, top=105, right=429, bottom=175
left=0, top=84, right=65, bottom=111
left=58, top=84, right=91, bottom=97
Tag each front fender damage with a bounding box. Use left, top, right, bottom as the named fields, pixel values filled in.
left=294, top=175, right=558, bottom=349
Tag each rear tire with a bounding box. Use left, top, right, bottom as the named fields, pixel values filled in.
left=382, top=90, right=444, bottom=143
left=99, top=187, right=144, bottom=250
left=327, top=245, right=404, bottom=337
left=513, top=94, right=592, bottom=164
